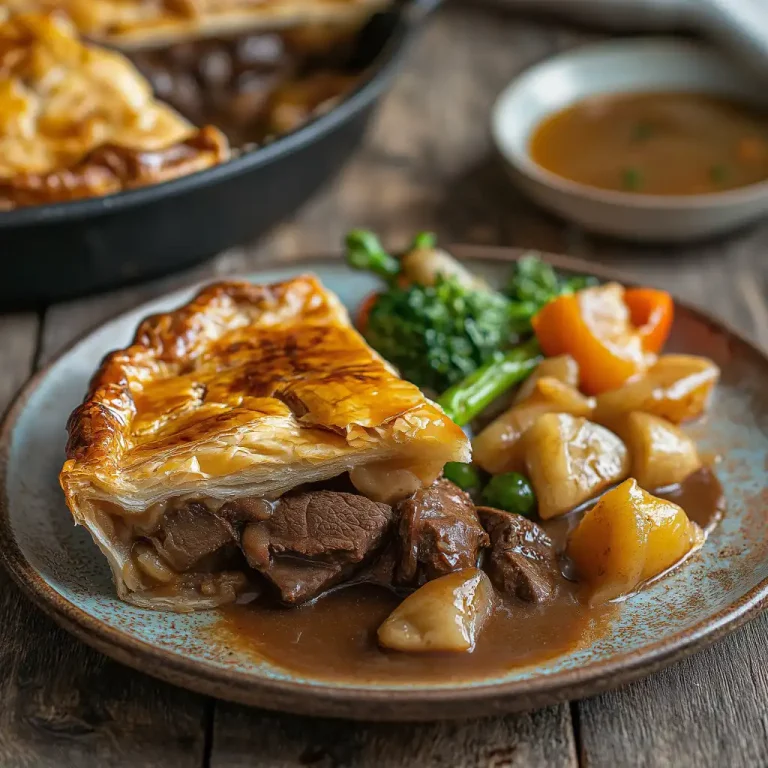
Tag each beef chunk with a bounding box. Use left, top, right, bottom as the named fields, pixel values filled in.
left=477, top=506, right=560, bottom=603
left=396, top=479, right=489, bottom=586
left=240, top=490, right=393, bottom=604
left=350, top=541, right=399, bottom=589
left=154, top=502, right=236, bottom=572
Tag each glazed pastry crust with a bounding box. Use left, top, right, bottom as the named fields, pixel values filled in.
left=7, top=0, right=389, bottom=49
left=60, top=276, right=469, bottom=608
left=0, top=13, right=228, bottom=209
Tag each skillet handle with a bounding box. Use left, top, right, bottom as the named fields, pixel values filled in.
left=403, top=0, right=444, bottom=26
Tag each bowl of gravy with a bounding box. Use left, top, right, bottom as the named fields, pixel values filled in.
left=492, top=38, right=768, bottom=241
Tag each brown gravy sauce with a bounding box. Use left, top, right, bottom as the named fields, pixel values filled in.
left=212, top=468, right=724, bottom=683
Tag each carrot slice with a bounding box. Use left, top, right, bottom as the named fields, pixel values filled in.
left=624, top=288, right=674, bottom=354
left=532, top=283, right=649, bottom=395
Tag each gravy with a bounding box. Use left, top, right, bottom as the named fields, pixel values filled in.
left=530, top=92, right=768, bottom=195
left=213, top=468, right=724, bottom=683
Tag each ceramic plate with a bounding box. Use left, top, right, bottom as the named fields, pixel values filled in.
left=1, top=248, right=767, bottom=721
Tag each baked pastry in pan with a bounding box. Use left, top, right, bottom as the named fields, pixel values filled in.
left=7, top=0, right=389, bottom=49
left=0, top=13, right=229, bottom=209
left=60, top=276, right=470, bottom=610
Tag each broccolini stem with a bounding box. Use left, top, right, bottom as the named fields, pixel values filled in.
left=438, top=338, right=542, bottom=426
left=410, top=231, right=437, bottom=250
left=345, top=230, right=400, bottom=280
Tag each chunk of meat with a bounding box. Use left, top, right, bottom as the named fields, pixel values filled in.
left=240, top=491, right=393, bottom=604
left=477, top=507, right=561, bottom=603
left=153, top=502, right=236, bottom=572
left=396, top=479, right=489, bottom=586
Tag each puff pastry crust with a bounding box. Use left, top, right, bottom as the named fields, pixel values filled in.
left=60, top=276, right=470, bottom=609
left=8, top=0, right=389, bottom=49
left=0, top=13, right=229, bottom=209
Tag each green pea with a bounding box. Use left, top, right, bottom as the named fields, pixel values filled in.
left=481, top=472, right=536, bottom=517
left=443, top=462, right=482, bottom=493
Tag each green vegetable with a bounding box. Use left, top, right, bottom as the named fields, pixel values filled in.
left=505, top=254, right=597, bottom=332
left=443, top=462, right=483, bottom=493
left=622, top=167, right=643, bottom=191
left=411, top=231, right=437, bottom=250
left=363, top=276, right=522, bottom=393
left=481, top=472, right=537, bottom=517
left=345, top=231, right=584, bottom=398
left=438, top=338, right=541, bottom=426
left=345, top=229, right=400, bottom=280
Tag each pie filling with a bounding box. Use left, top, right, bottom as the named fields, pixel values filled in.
left=108, top=458, right=446, bottom=605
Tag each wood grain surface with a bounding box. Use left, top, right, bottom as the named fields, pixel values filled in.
left=1, top=4, right=767, bottom=767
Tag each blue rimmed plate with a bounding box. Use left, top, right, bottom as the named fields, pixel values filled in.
left=1, top=247, right=766, bottom=721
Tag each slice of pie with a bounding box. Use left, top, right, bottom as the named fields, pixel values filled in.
left=0, top=13, right=229, bottom=209
left=7, top=0, right=389, bottom=50
left=60, top=276, right=470, bottom=610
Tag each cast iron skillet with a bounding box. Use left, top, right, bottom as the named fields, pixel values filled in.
left=0, top=0, right=440, bottom=308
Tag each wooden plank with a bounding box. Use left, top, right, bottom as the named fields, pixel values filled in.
left=0, top=313, right=37, bottom=410
left=210, top=706, right=576, bottom=768
left=576, top=614, right=768, bottom=768
left=0, top=295, right=210, bottom=768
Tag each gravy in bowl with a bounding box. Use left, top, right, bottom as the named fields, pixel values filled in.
left=530, top=92, right=768, bottom=196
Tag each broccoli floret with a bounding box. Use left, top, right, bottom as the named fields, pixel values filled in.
left=345, top=229, right=400, bottom=280
left=506, top=254, right=598, bottom=327
left=343, top=232, right=589, bottom=394
left=364, top=277, right=520, bottom=393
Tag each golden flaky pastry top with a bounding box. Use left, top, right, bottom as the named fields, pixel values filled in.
left=7, top=0, right=389, bottom=49
left=60, top=275, right=470, bottom=518
left=0, top=13, right=228, bottom=208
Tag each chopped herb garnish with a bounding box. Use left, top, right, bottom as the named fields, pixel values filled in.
left=631, top=122, right=654, bottom=142
left=622, top=167, right=643, bottom=191
left=710, top=164, right=729, bottom=184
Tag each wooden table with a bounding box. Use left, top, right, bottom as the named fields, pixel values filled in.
left=2, top=5, right=767, bottom=766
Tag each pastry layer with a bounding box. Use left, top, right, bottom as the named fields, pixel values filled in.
left=0, top=13, right=228, bottom=208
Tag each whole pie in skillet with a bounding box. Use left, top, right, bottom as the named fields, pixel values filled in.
left=60, top=276, right=470, bottom=611
left=0, top=13, right=229, bottom=209
left=6, top=0, right=390, bottom=49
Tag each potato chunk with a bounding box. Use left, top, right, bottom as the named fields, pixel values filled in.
left=521, top=413, right=629, bottom=519
left=514, top=355, right=580, bottom=403
left=594, top=355, right=720, bottom=429
left=568, top=478, right=704, bottom=604
left=377, top=568, right=493, bottom=653
left=473, top=378, right=595, bottom=475
left=614, top=412, right=702, bottom=490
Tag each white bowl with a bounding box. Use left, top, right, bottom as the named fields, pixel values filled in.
left=491, top=38, right=768, bottom=242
